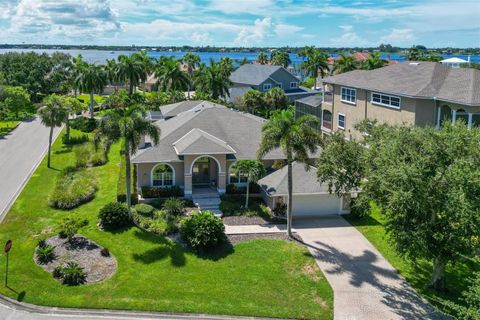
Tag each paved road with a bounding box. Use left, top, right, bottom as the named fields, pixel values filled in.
left=294, top=217, right=449, bottom=320
left=0, top=117, right=62, bottom=222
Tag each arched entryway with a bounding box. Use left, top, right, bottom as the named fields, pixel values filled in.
left=190, top=156, right=220, bottom=190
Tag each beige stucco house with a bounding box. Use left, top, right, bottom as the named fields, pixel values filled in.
left=297, top=61, right=480, bottom=139
left=132, top=100, right=350, bottom=217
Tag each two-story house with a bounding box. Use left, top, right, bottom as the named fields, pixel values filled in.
left=296, top=61, right=480, bottom=139
left=228, top=64, right=317, bottom=104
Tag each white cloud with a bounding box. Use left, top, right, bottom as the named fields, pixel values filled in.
left=208, top=0, right=275, bottom=14
left=233, top=17, right=273, bottom=46
left=275, top=23, right=303, bottom=36
left=330, top=25, right=370, bottom=47
left=380, top=28, right=415, bottom=45
left=191, top=32, right=213, bottom=45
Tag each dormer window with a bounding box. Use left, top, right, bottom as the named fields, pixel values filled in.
left=263, top=83, right=272, bottom=90
left=290, top=82, right=298, bottom=89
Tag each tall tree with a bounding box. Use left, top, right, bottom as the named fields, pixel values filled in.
left=317, top=122, right=480, bottom=290
left=95, top=94, right=160, bottom=214
left=2, top=86, right=30, bottom=118
left=333, top=54, right=358, bottom=74
left=75, top=63, right=107, bottom=118
left=241, top=90, right=265, bottom=116
left=116, top=54, right=146, bottom=95
left=132, top=51, right=154, bottom=93
left=194, top=59, right=231, bottom=100
left=257, top=109, right=320, bottom=237
left=155, top=58, right=189, bottom=92
left=264, top=87, right=288, bottom=113
left=270, top=51, right=291, bottom=68
left=257, top=52, right=268, bottom=65
left=231, top=160, right=266, bottom=208
left=71, top=54, right=88, bottom=97
left=181, top=53, right=201, bottom=98
left=218, top=57, right=234, bottom=78
left=299, top=46, right=329, bottom=89
left=105, top=59, right=118, bottom=85
left=38, top=94, right=68, bottom=168
left=63, top=96, right=86, bottom=142
left=360, top=52, right=387, bottom=70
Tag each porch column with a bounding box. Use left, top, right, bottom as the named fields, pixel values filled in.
left=217, top=172, right=226, bottom=194
left=184, top=174, right=192, bottom=197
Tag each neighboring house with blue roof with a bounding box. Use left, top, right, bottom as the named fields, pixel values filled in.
left=228, top=64, right=317, bottom=104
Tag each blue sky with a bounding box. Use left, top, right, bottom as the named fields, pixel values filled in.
left=0, top=0, right=479, bottom=48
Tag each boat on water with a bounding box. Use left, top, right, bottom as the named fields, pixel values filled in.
left=110, top=51, right=115, bottom=54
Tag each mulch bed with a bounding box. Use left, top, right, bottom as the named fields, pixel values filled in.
left=227, top=232, right=302, bottom=245
left=223, top=215, right=271, bottom=226
left=34, top=235, right=117, bottom=284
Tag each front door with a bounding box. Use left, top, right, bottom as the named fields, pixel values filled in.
left=192, top=157, right=210, bottom=185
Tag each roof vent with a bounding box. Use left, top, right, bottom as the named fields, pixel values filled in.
left=409, top=62, right=420, bottom=66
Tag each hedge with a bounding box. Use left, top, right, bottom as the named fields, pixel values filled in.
left=117, top=155, right=138, bottom=204
left=50, top=167, right=98, bottom=209
left=226, top=182, right=262, bottom=195
left=141, top=186, right=183, bottom=198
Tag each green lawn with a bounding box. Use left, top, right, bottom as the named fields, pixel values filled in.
left=0, top=120, right=21, bottom=137
left=344, top=209, right=479, bottom=315
left=76, top=94, right=105, bottom=105
left=0, top=129, right=333, bottom=319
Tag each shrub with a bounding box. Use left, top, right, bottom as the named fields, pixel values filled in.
left=226, top=183, right=261, bottom=194
left=70, top=117, right=97, bottom=132
left=117, top=156, right=138, bottom=204
left=259, top=204, right=273, bottom=220
left=37, top=238, right=47, bottom=248
left=74, top=142, right=106, bottom=168
left=180, top=211, right=226, bottom=251
left=61, top=262, right=87, bottom=286
left=133, top=203, right=155, bottom=217
left=52, top=265, right=63, bottom=278
left=273, top=203, right=287, bottom=217
left=162, top=198, right=184, bottom=218
left=141, top=186, right=183, bottom=198
left=49, top=167, right=98, bottom=210
left=58, top=217, right=88, bottom=241
left=62, top=134, right=89, bottom=145
left=36, top=244, right=55, bottom=264
left=100, top=248, right=110, bottom=257
left=132, top=209, right=167, bottom=235
left=226, top=184, right=238, bottom=194
left=99, top=202, right=131, bottom=229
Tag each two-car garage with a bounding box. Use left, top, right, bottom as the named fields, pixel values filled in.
left=258, top=162, right=350, bottom=218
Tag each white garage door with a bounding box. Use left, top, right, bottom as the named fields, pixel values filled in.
left=291, top=194, right=340, bottom=217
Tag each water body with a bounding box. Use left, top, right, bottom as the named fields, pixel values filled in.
left=0, top=48, right=478, bottom=66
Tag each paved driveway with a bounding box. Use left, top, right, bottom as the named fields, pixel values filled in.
left=294, top=217, right=448, bottom=320
left=0, top=117, right=62, bottom=221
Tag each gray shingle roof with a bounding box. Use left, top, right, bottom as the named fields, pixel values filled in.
left=160, top=100, right=204, bottom=118
left=229, top=64, right=283, bottom=86
left=322, top=62, right=480, bottom=106
left=132, top=101, right=285, bottom=163
left=295, top=95, right=323, bottom=107
left=173, top=128, right=236, bottom=155
left=258, top=162, right=329, bottom=196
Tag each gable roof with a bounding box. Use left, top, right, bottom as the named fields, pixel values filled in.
left=132, top=101, right=285, bottom=163
left=258, top=162, right=330, bottom=196
left=323, top=61, right=480, bottom=106
left=229, top=64, right=283, bottom=86
left=160, top=100, right=204, bottom=118
left=173, top=128, right=236, bottom=155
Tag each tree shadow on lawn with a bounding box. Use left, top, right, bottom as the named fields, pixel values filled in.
left=344, top=214, right=382, bottom=227
left=132, top=229, right=186, bottom=267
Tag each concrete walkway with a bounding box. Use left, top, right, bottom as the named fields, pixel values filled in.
left=0, top=117, right=62, bottom=222
left=293, top=217, right=448, bottom=320
left=0, top=294, right=271, bottom=320
left=225, top=224, right=286, bottom=235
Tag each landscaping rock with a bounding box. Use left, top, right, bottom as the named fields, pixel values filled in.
left=34, top=235, right=117, bottom=284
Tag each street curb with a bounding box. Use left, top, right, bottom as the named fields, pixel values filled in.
left=0, top=121, right=63, bottom=223
left=0, top=293, right=279, bottom=320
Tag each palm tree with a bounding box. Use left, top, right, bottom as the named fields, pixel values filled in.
left=194, top=59, right=231, bottom=100
left=218, top=57, right=234, bottom=78
left=257, top=52, right=268, bottom=65
left=71, top=54, right=88, bottom=97
left=257, top=109, right=320, bottom=238
left=360, top=52, right=386, bottom=70
left=75, top=63, right=107, bottom=118
left=39, top=94, right=68, bottom=168
left=270, top=51, right=291, bottom=68
left=116, top=54, right=146, bottom=95
left=132, top=51, right=154, bottom=93
left=264, top=87, right=288, bottom=112
left=406, top=46, right=424, bottom=61
left=182, top=53, right=201, bottom=98
left=241, top=90, right=265, bottom=115
left=333, top=54, right=358, bottom=74
left=299, top=47, right=329, bottom=89
left=105, top=59, right=118, bottom=85
left=95, top=100, right=160, bottom=213
left=63, top=96, right=86, bottom=142
left=155, top=58, right=189, bottom=92
left=231, top=160, right=266, bottom=208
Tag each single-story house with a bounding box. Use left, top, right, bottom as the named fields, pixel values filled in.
left=258, top=161, right=351, bottom=217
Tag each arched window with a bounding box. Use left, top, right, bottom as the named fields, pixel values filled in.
left=322, top=110, right=332, bottom=130
left=151, top=164, right=174, bottom=187
left=228, top=164, right=248, bottom=184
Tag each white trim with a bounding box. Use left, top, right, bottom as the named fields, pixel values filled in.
left=227, top=161, right=249, bottom=185
left=275, top=83, right=283, bottom=89
left=290, top=81, right=299, bottom=89
left=189, top=155, right=224, bottom=175
left=263, top=83, right=272, bottom=91
left=337, top=113, right=346, bottom=130
left=371, top=92, right=401, bottom=110
left=150, top=163, right=176, bottom=187
left=341, top=87, right=356, bottom=105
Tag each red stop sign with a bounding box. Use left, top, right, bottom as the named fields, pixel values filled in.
left=4, top=240, right=12, bottom=253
